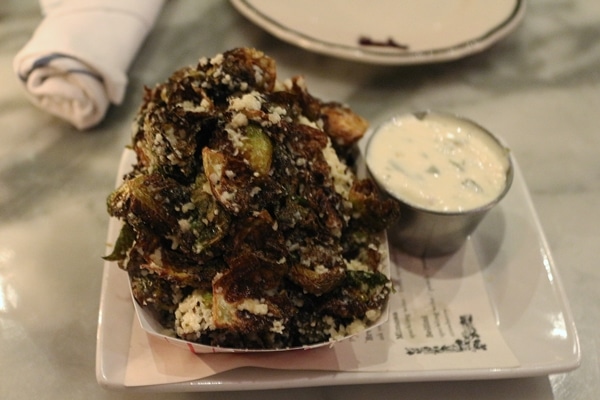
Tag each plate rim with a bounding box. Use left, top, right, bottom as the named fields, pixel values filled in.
left=230, top=0, right=527, bottom=65
left=96, top=148, right=581, bottom=391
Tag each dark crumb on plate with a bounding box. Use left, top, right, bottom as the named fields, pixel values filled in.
left=358, top=36, right=409, bottom=50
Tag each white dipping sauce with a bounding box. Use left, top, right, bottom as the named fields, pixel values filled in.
left=366, top=113, right=510, bottom=212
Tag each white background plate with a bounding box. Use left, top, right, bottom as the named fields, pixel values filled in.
left=96, top=147, right=580, bottom=391
left=230, top=0, right=526, bottom=65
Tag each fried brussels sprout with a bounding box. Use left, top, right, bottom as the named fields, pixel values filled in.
left=241, top=124, right=273, bottom=175
left=106, top=47, right=399, bottom=349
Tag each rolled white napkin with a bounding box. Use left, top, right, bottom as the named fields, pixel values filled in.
left=13, top=0, right=165, bottom=130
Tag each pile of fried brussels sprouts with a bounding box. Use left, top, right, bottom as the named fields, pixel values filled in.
left=105, top=48, right=399, bottom=349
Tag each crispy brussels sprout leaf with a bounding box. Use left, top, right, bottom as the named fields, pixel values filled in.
left=321, top=103, right=369, bottom=148
left=129, top=271, right=179, bottom=327
left=242, top=124, right=273, bottom=175
left=107, top=173, right=185, bottom=234
left=319, top=270, right=391, bottom=320
left=347, top=269, right=390, bottom=290
left=289, top=264, right=345, bottom=296
left=212, top=287, right=236, bottom=329
left=103, top=223, right=135, bottom=262
left=202, top=147, right=237, bottom=212
left=349, top=179, right=400, bottom=232
left=189, top=174, right=230, bottom=253
left=211, top=266, right=286, bottom=333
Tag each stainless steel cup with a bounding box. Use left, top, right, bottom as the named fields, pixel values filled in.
left=366, top=111, right=513, bottom=258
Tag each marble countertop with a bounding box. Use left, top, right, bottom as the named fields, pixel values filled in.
left=1, top=1, right=598, bottom=399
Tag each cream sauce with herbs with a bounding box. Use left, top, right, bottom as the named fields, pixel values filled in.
left=366, top=113, right=510, bottom=212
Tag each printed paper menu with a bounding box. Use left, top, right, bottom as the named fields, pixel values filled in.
left=329, top=245, right=520, bottom=372
left=124, top=243, right=520, bottom=386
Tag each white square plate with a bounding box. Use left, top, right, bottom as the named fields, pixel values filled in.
left=96, top=148, right=580, bottom=391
